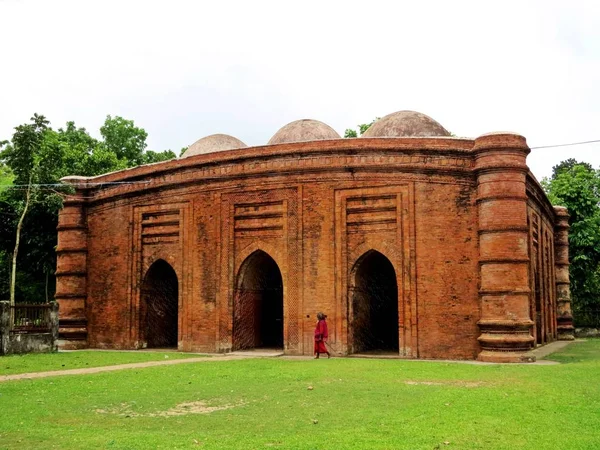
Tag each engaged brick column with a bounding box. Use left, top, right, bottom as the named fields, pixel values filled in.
left=474, top=133, right=535, bottom=363
left=554, top=206, right=575, bottom=340
left=55, top=178, right=89, bottom=349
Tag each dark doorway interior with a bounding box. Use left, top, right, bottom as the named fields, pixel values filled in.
left=141, top=260, right=178, bottom=348
left=234, top=250, right=283, bottom=350
left=351, top=250, right=399, bottom=353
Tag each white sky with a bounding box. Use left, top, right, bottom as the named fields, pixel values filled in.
left=0, top=0, right=599, bottom=180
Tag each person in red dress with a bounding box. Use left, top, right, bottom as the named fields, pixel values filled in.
left=314, top=312, right=330, bottom=359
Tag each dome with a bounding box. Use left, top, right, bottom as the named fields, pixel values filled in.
left=181, top=134, right=247, bottom=158
left=268, top=119, right=340, bottom=145
left=361, top=111, right=451, bottom=138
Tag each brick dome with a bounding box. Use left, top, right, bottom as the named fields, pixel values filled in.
left=268, top=119, right=340, bottom=145
left=361, top=111, right=451, bottom=138
left=182, top=134, right=247, bottom=158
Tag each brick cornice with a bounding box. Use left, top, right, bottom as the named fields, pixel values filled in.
left=75, top=150, right=478, bottom=205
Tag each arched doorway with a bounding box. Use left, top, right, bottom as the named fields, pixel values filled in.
left=141, top=260, right=178, bottom=348
left=349, top=250, right=399, bottom=354
left=233, top=250, right=283, bottom=350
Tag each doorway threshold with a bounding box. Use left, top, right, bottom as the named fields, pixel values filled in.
left=349, top=351, right=402, bottom=359
left=229, top=348, right=284, bottom=357
left=141, top=347, right=179, bottom=352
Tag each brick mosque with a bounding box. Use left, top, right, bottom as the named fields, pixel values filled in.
left=55, top=110, right=575, bottom=363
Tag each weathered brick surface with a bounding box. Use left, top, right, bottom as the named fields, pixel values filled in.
left=55, top=135, right=572, bottom=360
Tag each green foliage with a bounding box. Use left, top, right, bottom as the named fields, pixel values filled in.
left=551, top=158, right=594, bottom=178
left=143, top=149, right=177, bottom=164
left=0, top=161, right=13, bottom=185
left=1, top=114, right=49, bottom=184
left=0, top=249, right=9, bottom=298
left=542, top=160, right=600, bottom=312
left=98, top=115, right=176, bottom=166
left=0, top=113, right=176, bottom=302
left=344, top=118, right=380, bottom=138
left=0, top=114, right=52, bottom=303
left=1, top=342, right=600, bottom=449
left=100, top=115, right=149, bottom=166
left=53, top=121, right=125, bottom=176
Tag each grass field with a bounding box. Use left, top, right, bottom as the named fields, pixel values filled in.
left=0, top=341, right=599, bottom=449
left=0, top=350, right=205, bottom=376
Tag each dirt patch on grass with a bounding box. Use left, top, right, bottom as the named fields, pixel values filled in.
left=404, top=380, right=485, bottom=388
left=96, top=400, right=245, bottom=417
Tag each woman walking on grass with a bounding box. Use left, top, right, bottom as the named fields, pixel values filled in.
left=314, top=312, right=330, bottom=359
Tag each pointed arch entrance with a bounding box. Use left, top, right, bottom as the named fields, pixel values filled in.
left=233, top=250, right=283, bottom=350
left=349, top=250, right=399, bottom=354
left=141, top=259, right=178, bottom=348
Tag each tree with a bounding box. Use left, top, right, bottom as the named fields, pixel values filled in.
left=143, top=149, right=177, bottom=164
left=0, top=114, right=49, bottom=305
left=100, top=115, right=149, bottom=166
left=99, top=115, right=177, bottom=166
left=0, top=113, right=177, bottom=303
left=551, top=158, right=594, bottom=178
left=344, top=118, right=380, bottom=138
left=0, top=151, right=14, bottom=300
left=0, top=120, right=110, bottom=303
left=542, top=160, right=600, bottom=314
left=99, top=115, right=175, bottom=166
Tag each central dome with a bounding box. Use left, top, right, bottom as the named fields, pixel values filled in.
left=361, top=111, right=451, bottom=138
left=181, top=134, right=247, bottom=158
left=268, top=119, right=340, bottom=145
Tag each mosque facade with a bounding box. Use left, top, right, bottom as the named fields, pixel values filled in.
left=55, top=110, right=574, bottom=362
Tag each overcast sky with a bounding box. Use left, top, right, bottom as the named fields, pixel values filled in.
left=1, top=0, right=599, bottom=180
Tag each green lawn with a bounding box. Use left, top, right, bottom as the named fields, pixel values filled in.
left=0, top=350, right=204, bottom=376
left=0, top=342, right=599, bottom=449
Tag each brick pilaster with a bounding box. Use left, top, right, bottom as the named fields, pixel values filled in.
left=553, top=206, right=575, bottom=340
left=474, top=133, right=535, bottom=362
left=55, top=179, right=89, bottom=349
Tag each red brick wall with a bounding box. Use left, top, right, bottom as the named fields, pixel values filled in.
left=414, top=180, right=480, bottom=359
left=86, top=201, right=133, bottom=348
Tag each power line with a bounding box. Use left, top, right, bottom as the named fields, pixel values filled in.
left=530, top=139, right=600, bottom=150
left=0, top=181, right=150, bottom=188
